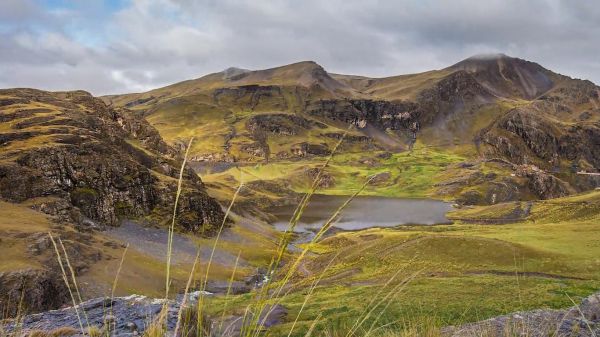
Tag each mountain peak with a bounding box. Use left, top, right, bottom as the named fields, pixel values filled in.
left=222, top=67, right=251, bottom=80
left=450, top=53, right=520, bottom=69
left=214, top=60, right=347, bottom=91
left=271, top=60, right=325, bottom=72
left=466, top=53, right=510, bottom=61
left=448, top=53, right=554, bottom=99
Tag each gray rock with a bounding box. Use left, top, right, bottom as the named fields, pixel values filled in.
left=6, top=291, right=287, bottom=337
left=443, top=291, right=600, bottom=337
left=0, top=269, right=69, bottom=317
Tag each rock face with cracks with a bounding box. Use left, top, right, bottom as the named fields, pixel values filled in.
left=0, top=89, right=226, bottom=315
left=7, top=290, right=599, bottom=336
left=0, top=88, right=224, bottom=233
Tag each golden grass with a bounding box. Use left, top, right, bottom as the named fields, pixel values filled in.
left=165, top=137, right=195, bottom=298
left=24, top=327, right=79, bottom=337
left=2, top=96, right=598, bottom=337
left=0, top=201, right=54, bottom=232
left=47, top=234, right=84, bottom=334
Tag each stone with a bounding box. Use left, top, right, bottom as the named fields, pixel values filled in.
left=370, top=171, right=391, bottom=185
left=126, top=321, right=138, bottom=332
left=443, top=291, right=600, bottom=337
left=5, top=292, right=287, bottom=337
left=0, top=269, right=69, bottom=317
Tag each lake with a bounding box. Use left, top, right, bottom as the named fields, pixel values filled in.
left=271, top=194, right=453, bottom=232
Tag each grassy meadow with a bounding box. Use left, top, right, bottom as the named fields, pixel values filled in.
left=2, top=140, right=599, bottom=337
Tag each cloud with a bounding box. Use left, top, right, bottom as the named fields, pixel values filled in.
left=0, top=0, right=599, bottom=95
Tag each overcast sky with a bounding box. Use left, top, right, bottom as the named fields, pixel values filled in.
left=1, top=0, right=599, bottom=96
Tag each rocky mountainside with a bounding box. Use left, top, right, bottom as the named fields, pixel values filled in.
left=104, top=54, right=600, bottom=203
left=2, top=54, right=599, bottom=319
left=0, top=89, right=225, bottom=315
left=0, top=88, right=224, bottom=232
left=448, top=53, right=556, bottom=99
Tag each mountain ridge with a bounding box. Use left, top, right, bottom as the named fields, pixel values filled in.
left=2, top=54, right=600, bottom=330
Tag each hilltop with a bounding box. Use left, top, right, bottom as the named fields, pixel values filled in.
left=103, top=54, right=600, bottom=207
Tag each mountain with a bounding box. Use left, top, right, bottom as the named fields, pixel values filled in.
left=0, top=88, right=224, bottom=232
left=448, top=53, right=556, bottom=99
left=2, top=54, right=599, bottom=319
left=104, top=54, right=600, bottom=204
left=0, top=88, right=225, bottom=314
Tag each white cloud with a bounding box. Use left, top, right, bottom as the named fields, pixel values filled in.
left=0, top=0, right=599, bottom=95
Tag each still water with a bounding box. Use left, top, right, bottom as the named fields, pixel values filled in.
left=271, top=194, right=453, bottom=232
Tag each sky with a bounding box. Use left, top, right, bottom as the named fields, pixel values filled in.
left=1, top=0, right=599, bottom=96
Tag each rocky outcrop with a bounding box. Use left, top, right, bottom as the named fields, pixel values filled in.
left=484, top=108, right=562, bottom=163
left=7, top=288, right=600, bottom=337
left=417, top=70, right=494, bottom=124
left=480, top=104, right=600, bottom=196
left=537, top=79, right=599, bottom=108
left=304, top=167, right=335, bottom=188
left=0, top=89, right=224, bottom=233
left=246, top=113, right=327, bottom=136
left=214, top=85, right=288, bottom=111
left=6, top=292, right=287, bottom=337
left=370, top=171, right=391, bottom=186
left=307, top=99, right=420, bottom=132
left=518, top=165, right=574, bottom=199
left=113, top=108, right=175, bottom=156
left=443, top=291, right=600, bottom=337
left=0, top=269, right=69, bottom=317
left=291, top=142, right=331, bottom=157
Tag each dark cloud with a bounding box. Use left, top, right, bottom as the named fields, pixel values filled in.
left=0, top=0, right=599, bottom=95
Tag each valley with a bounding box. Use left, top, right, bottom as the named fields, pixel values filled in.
left=1, top=54, right=600, bottom=336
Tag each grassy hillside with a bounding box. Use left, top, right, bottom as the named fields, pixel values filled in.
left=2, top=55, right=599, bottom=335
left=104, top=54, right=599, bottom=209
left=204, top=190, right=600, bottom=335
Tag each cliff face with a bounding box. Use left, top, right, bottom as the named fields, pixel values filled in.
left=482, top=108, right=600, bottom=167
left=0, top=269, right=69, bottom=317
left=0, top=89, right=227, bottom=315
left=307, top=99, right=421, bottom=131
left=0, top=88, right=224, bottom=233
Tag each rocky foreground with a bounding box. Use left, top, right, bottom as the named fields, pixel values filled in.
left=5, top=290, right=599, bottom=337
left=5, top=292, right=286, bottom=337
left=444, top=291, right=600, bottom=337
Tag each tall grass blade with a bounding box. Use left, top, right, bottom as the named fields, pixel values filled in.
left=196, top=179, right=244, bottom=335
left=246, top=133, right=348, bottom=337
left=304, top=313, right=322, bottom=337
left=218, top=250, right=242, bottom=334
left=166, top=136, right=195, bottom=299
left=174, top=248, right=200, bottom=337
left=48, top=233, right=85, bottom=335
left=565, top=292, right=597, bottom=337
left=58, top=238, right=90, bottom=329
left=106, top=243, right=129, bottom=335
left=286, top=252, right=340, bottom=337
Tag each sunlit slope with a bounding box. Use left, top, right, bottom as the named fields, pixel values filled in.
left=207, top=190, right=600, bottom=335
left=104, top=54, right=600, bottom=202
left=104, top=61, right=376, bottom=161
